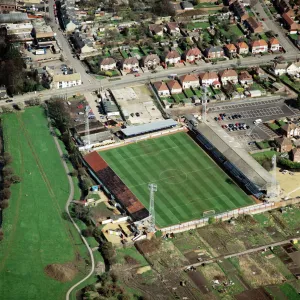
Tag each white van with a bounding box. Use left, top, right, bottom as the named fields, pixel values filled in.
left=253, top=119, right=262, bottom=125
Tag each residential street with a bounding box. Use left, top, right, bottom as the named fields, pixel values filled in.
left=9, top=5, right=299, bottom=110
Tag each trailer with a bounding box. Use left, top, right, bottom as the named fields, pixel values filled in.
left=35, top=49, right=46, bottom=55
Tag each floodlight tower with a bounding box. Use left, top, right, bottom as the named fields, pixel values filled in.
left=202, top=86, right=208, bottom=123
left=267, top=154, right=279, bottom=200
left=148, top=183, right=157, bottom=233
left=85, top=105, right=91, bottom=146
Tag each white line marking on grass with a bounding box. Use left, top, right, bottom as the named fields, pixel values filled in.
left=171, top=194, right=228, bottom=211
left=114, top=145, right=182, bottom=161
left=127, top=166, right=216, bottom=189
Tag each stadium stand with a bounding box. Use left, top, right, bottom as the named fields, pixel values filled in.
left=121, top=119, right=178, bottom=138
left=84, top=152, right=149, bottom=221
left=192, top=129, right=264, bottom=198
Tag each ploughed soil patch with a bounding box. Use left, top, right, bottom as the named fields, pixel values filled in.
left=44, top=262, right=78, bottom=282
left=187, top=271, right=209, bottom=294
left=235, top=287, right=272, bottom=300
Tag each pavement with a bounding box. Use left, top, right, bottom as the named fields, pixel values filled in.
left=209, top=99, right=297, bottom=143
left=254, top=1, right=297, bottom=55
left=184, top=235, right=300, bottom=269
left=8, top=3, right=298, bottom=114
left=50, top=122, right=95, bottom=300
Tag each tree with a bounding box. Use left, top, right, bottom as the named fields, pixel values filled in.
left=0, top=188, right=11, bottom=200
left=93, top=227, right=102, bottom=240
left=295, top=94, right=300, bottom=109
left=10, top=175, right=21, bottom=184
left=70, top=169, right=78, bottom=177
left=0, top=229, right=3, bottom=241
left=262, top=159, right=272, bottom=171
left=47, top=97, right=70, bottom=134
left=82, top=227, right=94, bottom=237
left=2, top=105, right=14, bottom=113
left=100, top=241, right=115, bottom=265
left=0, top=200, right=9, bottom=209
left=74, top=204, right=90, bottom=220
left=208, top=216, right=216, bottom=224
left=3, top=152, right=12, bottom=164
left=3, top=180, right=11, bottom=188
left=78, top=167, right=86, bottom=176
left=15, top=102, right=25, bottom=110
left=26, top=98, right=41, bottom=106
left=3, top=166, right=13, bottom=176
left=81, top=176, right=92, bottom=191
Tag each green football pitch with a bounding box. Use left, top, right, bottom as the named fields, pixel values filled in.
left=100, top=132, right=254, bottom=228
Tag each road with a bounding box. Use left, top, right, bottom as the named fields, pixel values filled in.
left=184, top=236, right=299, bottom=269
left=15, top=2, right=299, bottom=111
left=50, top=122, right=95, bottom=300
left=254, top=0, right=297, bottom=55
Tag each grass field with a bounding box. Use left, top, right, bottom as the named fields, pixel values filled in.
left=100, top=132, right=253, bottom=228
left=0, top=107, right=88, bottom=300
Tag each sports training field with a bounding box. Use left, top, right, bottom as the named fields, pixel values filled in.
left=100, top=132, right=253, bottom=228
left=0, top=107, right=88, bottom=300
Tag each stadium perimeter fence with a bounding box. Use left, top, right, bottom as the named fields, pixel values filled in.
left=82, top=126, right=186, bottom=152
left=160, top=202, right=275, bottom=234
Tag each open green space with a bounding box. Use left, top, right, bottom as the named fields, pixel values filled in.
left=186, top=22, right=210, bottom=30
left=100, top=132, right=253, bottom=228
left=184, top=88, right=195, bottom=97
left=0, top=107, right=87, bottom=300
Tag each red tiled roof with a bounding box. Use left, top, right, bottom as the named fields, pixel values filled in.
left=179, top=74, right=199, bottom=82
left=236, top=41, right=249, bottom=49
left=153, top=81, right=169, bottom=91
left=269, top=37, right=280, bottom=45
left=199, top=71, right=218, bottom=80
left=251, top=39, right=268, bottom=47
left=84, top=151, right=108, bottom=172
left=167, top=80, right=181, bottom=89
left=185, top=47, right=201, bottom=56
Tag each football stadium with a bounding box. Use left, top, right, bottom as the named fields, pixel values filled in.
left=85, top=132, right=254, bottom=228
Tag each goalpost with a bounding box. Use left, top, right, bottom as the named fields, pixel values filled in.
left=203, top=210, right=216, bottom=218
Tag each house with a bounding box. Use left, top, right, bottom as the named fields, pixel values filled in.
left=282, top=12, right=299, bottom=34
left=244, top=17, right=264, bottom=33
left=269, top=37, right=281, bottom=52
left=179, top=74, right=200, bottom=89
left=236, top=41, right=249, bottom=54
left=149, top=24, right=164, bottom=36
left=71, top=33, right=95, bottom=54
left=184, top=47, right=201, bottom=62
left=199, top=72, right=220, bottom=87
left=153, top=81, right=170, bottom=97
left=251, top=39, right=268, bottom=54
left=205, top=46, right=224, bottom=59
left=0, top=86, right=7, bottom=99
left=232, top=0, right=249, bottom=20
left=167, top=80, right=183, bottom=94
left=121, top=57, right=139, bottom=71
left=253, top=67, right=268, bottom=79
left=0, top=0, right=15, bottom=13
left=142, top=54, right=160, bottom=68
left=293, top=148, right=300, bottom=162
left=271, top=62, right=288, bottom=76
left=287, top=61, right=300, bottom=76
left=238, top=71, right=253, bottom=85
left=51, top=73, right=82, bottom=89
left=166, top=22, right=180, bottom=36
left=181, top=1, right=194, bottom=10
left=224, top=44, right=237, bottom=57
left=99, top=57, right=116, bottom=71
left=219, top=69, right=238, bottom=85
left=164, top=50, right=181, bottom=64
left=282, top=123, right=300, bottom=138
left=275, top=137, right=293, bottom=152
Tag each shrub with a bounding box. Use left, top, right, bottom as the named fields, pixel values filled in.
left=0, top=200, right=9, bottom=209
left=0, top=188, right=11, bottom=200
left=3, top=167, right=14, bottom=177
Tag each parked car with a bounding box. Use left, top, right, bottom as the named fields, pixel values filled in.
left=5, top=99, right=13, bottom=103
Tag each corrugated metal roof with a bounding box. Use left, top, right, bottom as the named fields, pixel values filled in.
left=121, top=119, right=177, bottom=137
